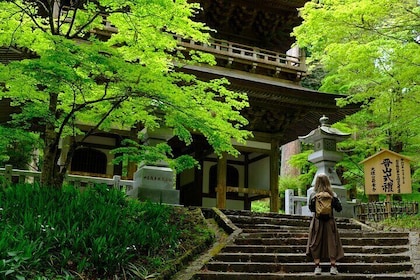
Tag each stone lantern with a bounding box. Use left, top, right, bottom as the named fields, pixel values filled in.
left=299, top=115, right=354, bottom=217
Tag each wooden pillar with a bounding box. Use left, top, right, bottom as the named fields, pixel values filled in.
left=386, top=194, right=392, bottom=219
left=270, top=140, right=280, bottom=212
left=192, top=140, right=205, bottom=207
left=244, top=153, right=251, bottom=210
left=216, top=153, right=227, bottom=209
left=280, top=139, right=301, bottom=177
left=126, top=162, right=137, bottom=179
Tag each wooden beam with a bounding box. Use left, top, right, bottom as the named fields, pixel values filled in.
left=216, top=153, right=227, bottom=209
left=244, top=153, right=250, bottom=210
left=233, top=145, right=271, bottom=154
left=270, top=139, right=280, bottom=212
left=226, top=186, right=271, bottom=196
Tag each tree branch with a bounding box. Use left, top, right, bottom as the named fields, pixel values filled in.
left=10, top=1, right=47, bottom=32
left=80, top=96, right=130, bottom=143
left=65, top=0, right=81, bottom=37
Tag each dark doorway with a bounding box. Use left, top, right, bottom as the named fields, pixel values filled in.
left=71, top=148, right=107, bottom=174
left=209, top=164, right=239, bottom=198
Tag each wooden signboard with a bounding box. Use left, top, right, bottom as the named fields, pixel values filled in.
left=360, top=149, right=412, bottom=195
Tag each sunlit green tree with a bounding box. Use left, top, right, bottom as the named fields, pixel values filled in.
left=0, top=0, right=251, bottom=187
left=293, top=0, right=420, bottom=191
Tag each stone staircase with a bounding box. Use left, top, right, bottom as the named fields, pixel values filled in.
left=193, top=209, right=417, bottom=279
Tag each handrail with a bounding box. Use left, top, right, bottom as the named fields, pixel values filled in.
left=285, top=189, right=308, bottom=215
left=175, top=36, right=306, bottom=72
left=56, top=7, right=305, bottom=75
left=0, top=165, right=134, bottom=193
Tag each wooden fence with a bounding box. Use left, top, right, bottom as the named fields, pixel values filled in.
left=355, top=201, right=419, bottom=222
left=175, top=35, right=306, bottom=74
left=0, top=164, right=135, bottom=195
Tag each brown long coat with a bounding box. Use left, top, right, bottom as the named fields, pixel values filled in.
left=306, top=192, right=345, bottom=261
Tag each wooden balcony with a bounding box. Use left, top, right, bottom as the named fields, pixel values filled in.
left=56, top=6, right=306, bottom=80
left=175, top=36, right=307, bottom=80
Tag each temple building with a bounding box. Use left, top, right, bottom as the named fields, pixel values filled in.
left=0, top=0, right=359, bottom=212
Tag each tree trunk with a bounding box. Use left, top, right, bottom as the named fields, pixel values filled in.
left=40, top=93, right=63, bottom=188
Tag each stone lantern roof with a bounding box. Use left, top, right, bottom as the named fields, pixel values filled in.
left=299, top=115, right=350, bottom=146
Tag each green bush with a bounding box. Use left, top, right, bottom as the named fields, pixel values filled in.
left=251, top=199, right=270, bottom=213
left=0, top=184, right=196, bottom=279
left=379, top=214, right=420, bottom=231
left=0, top=126, right=42, bottom=169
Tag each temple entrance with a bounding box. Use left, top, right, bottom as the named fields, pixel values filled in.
left=71, top=148, right=107, bottom=175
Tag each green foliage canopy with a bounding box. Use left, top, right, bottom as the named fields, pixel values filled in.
left=293, top=0, right=420, bottom=190
left=0, top=0, right=251, bottom=186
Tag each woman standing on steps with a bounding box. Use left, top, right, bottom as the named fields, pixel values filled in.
left=306, top=173, right=344, bottom=275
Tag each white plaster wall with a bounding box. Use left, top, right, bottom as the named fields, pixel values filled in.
left=248, top=157, right=270, bottom=190
left=203, top=161, right=215, bottom=194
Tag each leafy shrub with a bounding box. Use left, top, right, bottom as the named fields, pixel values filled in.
left=0, top=184, right=193, bottom=278
left=0, top=126, right=41, bottom=169
left=379, top=214, right=420, bottom=231
left=251, top=199, right=270, bottom=213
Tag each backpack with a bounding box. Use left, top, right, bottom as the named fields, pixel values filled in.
left=315, top=191, right=333, bottom=219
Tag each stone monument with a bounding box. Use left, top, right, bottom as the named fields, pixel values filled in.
left=128, top=127, right=180, bottom=205
left=299, top=115, right=355, bottom=218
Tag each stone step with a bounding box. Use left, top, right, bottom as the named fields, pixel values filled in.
left=212, top=252, right=411, bottom=263
left=234, top=223, right=362, bottom=231
left=227, top=216, right=310, bottom=227
left=222, top=209, right=313, bottom=221
left=230, top=218, right=362, bottom=230
left=201, top=262, right=414, bottom=274
left=236, top=224, right=312, bottom=232
left=233, top=237, right=409, bottom=246
left=222, top=244, right=410, bottom=254
left=240, top=231, right=409, bottom=239
left=222, top=210, right=354, bottom=224
left=242, top=227, right=311, bottom=233
left=193, top=211, right=417, bottom=280
left=242, top=227, right=377, bottom=233
left=194, top=271, right=416, bottom=280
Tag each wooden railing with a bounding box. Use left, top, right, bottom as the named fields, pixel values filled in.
left=0, top=165, right=135, bottom=195
left=55, top=6, right=306, bottom=77
left=175, top=36, right=306, bottom=74
left=285, top=188, right=419, bottom=221
left=284, top=189, right=358, bottom=218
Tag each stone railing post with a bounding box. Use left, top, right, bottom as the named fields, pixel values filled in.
left=5, top=164, right=12, bottom=185
left=112, top=175, right=121, bottom=190
left=285, top=189, right=294, bottom=215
